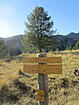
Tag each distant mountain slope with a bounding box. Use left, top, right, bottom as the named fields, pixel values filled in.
left=0, top=35, right=24, bottom=56
left=0, top=37, right=4, bottom=40
left=56, top=32, right=79, bottom=50
left=5, top=35, right=24, bottom=56
left=0, top=32, right=79, bottom=56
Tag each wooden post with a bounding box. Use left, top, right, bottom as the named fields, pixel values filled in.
left=37, top=53, right=48, bottom=105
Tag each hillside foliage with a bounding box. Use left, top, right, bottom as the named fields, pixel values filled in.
left=0, top=40, right=10, bottom=59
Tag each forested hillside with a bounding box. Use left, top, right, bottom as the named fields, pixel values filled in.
left=0, top=32, right=79, bottom=56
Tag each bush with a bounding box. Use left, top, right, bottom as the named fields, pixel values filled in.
left=72, top=80, right=78, bottom=86
left=61, top=78, right=69, bottom=88
left=56, top=48, right=59, bottom=51
left=7, top=93, right=19, bottom=103
left=14, top=79, right=31, bottom=93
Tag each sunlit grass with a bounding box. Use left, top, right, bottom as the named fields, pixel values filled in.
left=0, top=50, right=79, bottom=104
left=0, top=77, right=7, bottom=89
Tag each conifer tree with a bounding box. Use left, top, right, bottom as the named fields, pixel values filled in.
left=75, top=40, right=79, bottom=49
left=22, top=6, right=57, bottom=53
left=0, top=40, right=10, bottom=59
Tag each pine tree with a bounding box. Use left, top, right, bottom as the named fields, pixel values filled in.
left=22, top=6, right=57, bottom=53
left=75, top=40, right=79, bottom=49
left=0, top=40, right=10, bottom=59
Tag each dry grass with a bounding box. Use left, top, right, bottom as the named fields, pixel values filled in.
left=0, top=50, right=79, bottom=105
left=0, top=77, right=6, bottom=89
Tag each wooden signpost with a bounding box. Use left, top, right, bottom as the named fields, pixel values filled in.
left=23, top=53, right=62, bottom=105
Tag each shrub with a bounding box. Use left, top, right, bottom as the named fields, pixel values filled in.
left=14, top=79, right=31, bottom=93
left=61, top=78, right=69, bottom=88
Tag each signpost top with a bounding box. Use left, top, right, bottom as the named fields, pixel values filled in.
left=23, top=57, right=62, bottom=63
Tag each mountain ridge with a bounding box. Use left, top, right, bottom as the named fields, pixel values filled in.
left=0, top=32, right=79, bottom=56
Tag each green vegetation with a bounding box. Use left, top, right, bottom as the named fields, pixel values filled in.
left=0, top=40, right=10, bottom=59
left=22, top=6, right=57, bottom=53
left=75, top=40, right=79, bottom=49
left=68, top=40, right=79, bottom=50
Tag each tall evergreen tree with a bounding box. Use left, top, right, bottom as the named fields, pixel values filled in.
left=22, top=6, right=57, bottom=53
left=0, top=40, right=10, bottom=59
left=75, top=40, right=79, bottom=49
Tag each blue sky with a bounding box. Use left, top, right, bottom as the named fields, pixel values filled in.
left=0, top=0, right=79, bottom=38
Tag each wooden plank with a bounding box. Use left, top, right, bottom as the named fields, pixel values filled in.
left=37, top=90, right=45, bottom=102
left=23, top=57, right=62, bottom=63
left=23, top=64, right=62, bottom=74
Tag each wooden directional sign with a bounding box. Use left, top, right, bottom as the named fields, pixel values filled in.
left=38, top=90, right=45, bottom=102
left=23, top=57, right=62, bottom=74
left=23, top=57, right=61, bottom=63
left=23, top=64, right=62, bottom=74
